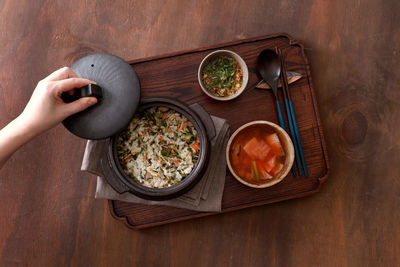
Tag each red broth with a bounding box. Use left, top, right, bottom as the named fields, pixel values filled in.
left=229, top=124, right=286, bottom=184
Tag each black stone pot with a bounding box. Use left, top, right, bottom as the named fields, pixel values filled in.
left=101, top=97, right=216, bottom=201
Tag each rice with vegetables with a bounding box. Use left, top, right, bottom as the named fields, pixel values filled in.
left=117, top=107, right=200, bottom=188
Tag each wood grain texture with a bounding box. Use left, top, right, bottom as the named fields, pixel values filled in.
left=0, top=0, right=399, bottom=266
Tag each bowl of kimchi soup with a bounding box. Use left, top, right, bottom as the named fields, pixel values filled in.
left=226, top=121, right=294, bottom=188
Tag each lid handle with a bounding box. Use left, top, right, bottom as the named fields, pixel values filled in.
left=60, top=84, right=103, bottom=103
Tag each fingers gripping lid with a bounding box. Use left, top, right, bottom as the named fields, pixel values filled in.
left=62, top=53, right=141, bottom=139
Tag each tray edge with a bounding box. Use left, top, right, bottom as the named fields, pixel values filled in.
left=109, top=183, right=323, bottom=230
left=126, top=32, right=297, bottom=65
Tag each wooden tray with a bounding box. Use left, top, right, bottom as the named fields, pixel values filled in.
left=108, top=33, right=329, bottom=229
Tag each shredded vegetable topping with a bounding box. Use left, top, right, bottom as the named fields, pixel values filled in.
left=117, top=107, right=200, bottom=188
left=201, top=55, right=243, bottom=97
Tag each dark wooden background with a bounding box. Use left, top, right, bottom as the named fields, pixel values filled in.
left=0, top=0, right=399, bottom=266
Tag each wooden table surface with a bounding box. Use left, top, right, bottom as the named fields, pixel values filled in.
left=0, top=1, right=399, bottom=266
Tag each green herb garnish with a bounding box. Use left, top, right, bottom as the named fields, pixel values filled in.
left=201, top=55, right=243, bottom=97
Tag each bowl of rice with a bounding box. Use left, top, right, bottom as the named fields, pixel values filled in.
left=102, top=97, right=215, bottom=200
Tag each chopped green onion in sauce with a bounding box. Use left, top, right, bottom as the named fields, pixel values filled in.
left=201, top=55, right=243, bottom=97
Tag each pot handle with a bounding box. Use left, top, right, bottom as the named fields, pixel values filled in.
left=60, top=84, right=103, bottom=103
left=189, top=103, right=216, bottom=140
left=101, top=157, right=130, bottom=194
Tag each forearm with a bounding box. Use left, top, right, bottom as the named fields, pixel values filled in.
left=0, top=116, right=39, bottom=168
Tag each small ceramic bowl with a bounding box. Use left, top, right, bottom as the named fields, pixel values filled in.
left=226, top=121, right=294, bottom=188
left=198, top=50, right=248, bottom=101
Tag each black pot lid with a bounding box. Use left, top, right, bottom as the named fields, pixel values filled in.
left=62, top=53, right=141, bottom=139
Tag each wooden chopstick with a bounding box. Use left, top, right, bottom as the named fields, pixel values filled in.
left=277, top=48, right=309, bottom=177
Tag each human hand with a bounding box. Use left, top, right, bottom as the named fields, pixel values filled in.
left=18, top=67, right=98, bottom=136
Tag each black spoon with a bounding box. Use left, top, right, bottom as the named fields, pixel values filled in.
left=256, top=49, right=302, bottom=176
left=257, top=50, right=286, bottom=127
